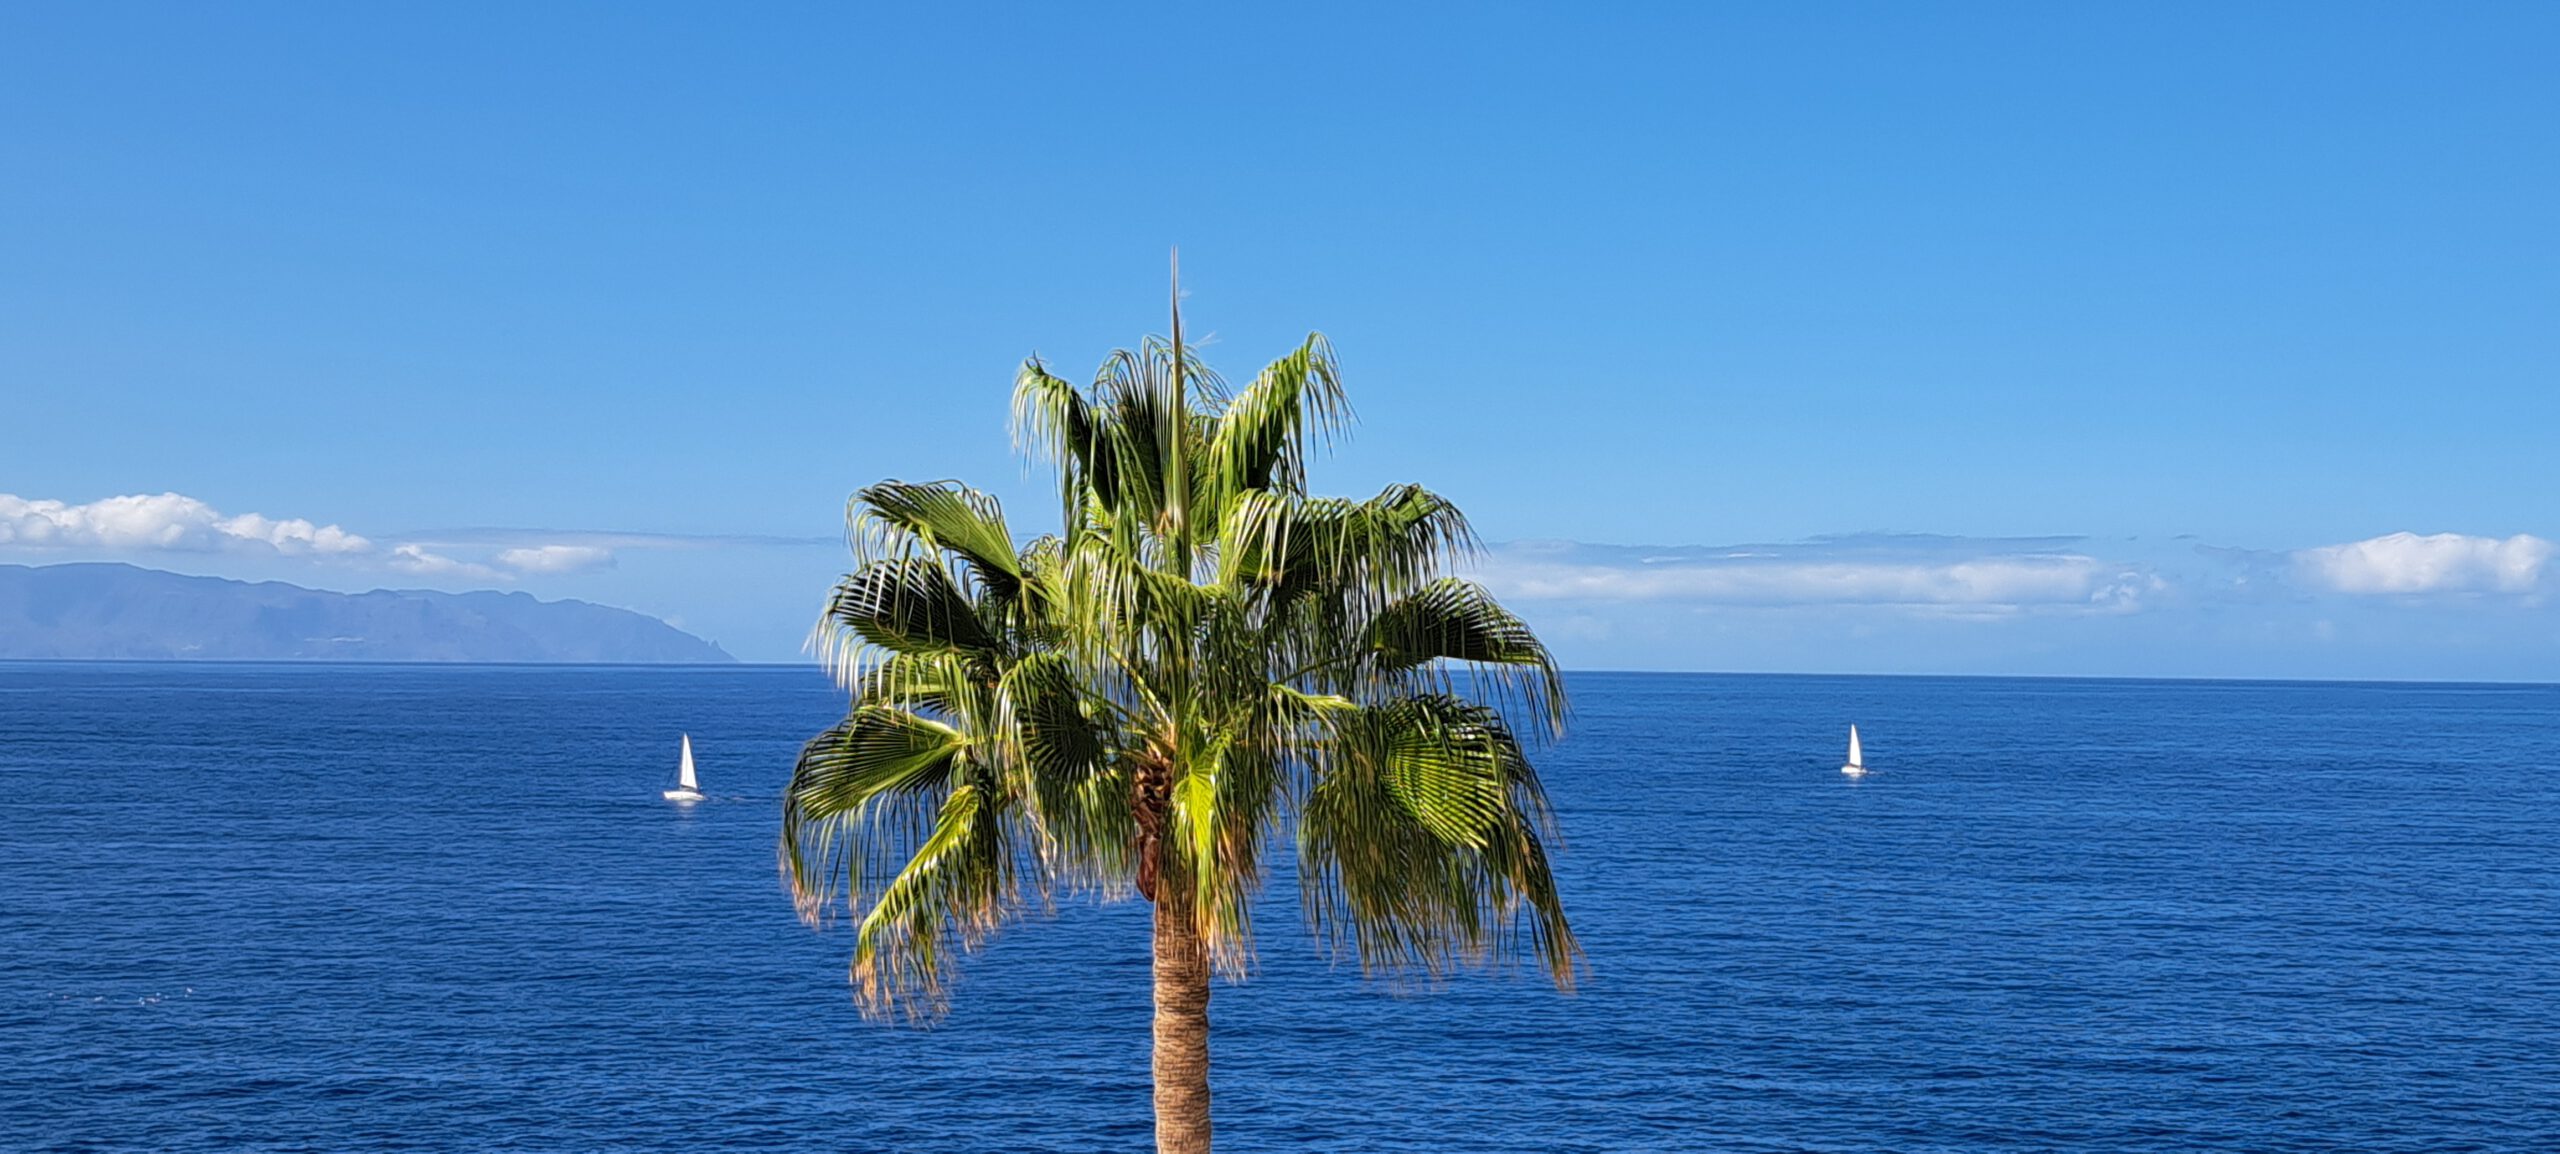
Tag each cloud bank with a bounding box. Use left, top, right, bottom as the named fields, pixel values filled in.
left=0, top=492, right=613, bottom=584
left=387, top=544, right=505, bottom=581
left=1464, top=529, right=2555, bottom=680
left=1479, top=536, right=2155, bottom=613
left=496, top=545, right=617, bottom=574
left=399, top=527, right=833, bottom=550
left=2295, top=532, right=2550, bottom=595
left=1484, top=530, right=2554, bottom=613
left=1, top=492, right=371, bottom=556
left=9, top=489, right=2549, bottom=675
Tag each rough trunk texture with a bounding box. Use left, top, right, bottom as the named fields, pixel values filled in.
left=1151, top=895, right=1213, bottom=1154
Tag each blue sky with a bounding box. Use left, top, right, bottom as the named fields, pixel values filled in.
left=3, top=3, right=2555, bottom=677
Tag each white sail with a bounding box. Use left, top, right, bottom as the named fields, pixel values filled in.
left=1845, top=725, right=1863, bottom=768
left=678, top=734, right=698, bottom=791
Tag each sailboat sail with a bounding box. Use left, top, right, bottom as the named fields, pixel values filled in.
left=1845, top=725, right=1863, bottom=768
left=678, top=734, right=698, bottom=791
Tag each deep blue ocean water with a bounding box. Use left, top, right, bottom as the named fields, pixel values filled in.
left=4, top=664, right=2557, bottom=1152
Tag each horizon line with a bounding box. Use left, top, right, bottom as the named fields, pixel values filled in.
left=1, top=657, right=2550, bottom=691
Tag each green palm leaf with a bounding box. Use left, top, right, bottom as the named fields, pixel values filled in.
left=821, top=558, right=1000, bottom=660
left=1300, top=696, right=1574, bottom=987
left=1364, top=578, right=1566, bottom=734
left=849, top=773, right=1017, bottom=1018
left=854, top=480, right=1022, bottom=596
left=1208, top=334, right=1348, bottom=498
left=788, top=705, right=969, bottom=819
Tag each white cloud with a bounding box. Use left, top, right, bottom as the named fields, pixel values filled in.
left=1479, top=540, right=2157, bottom=612
left=0, top=492, right=372, bottom=555
left=387, top=544, right=505, bottom=581
left=398, top=527, right=831, bottom=549
left=2295, top=532, right=2551, bottom=595
left=496, top=545, right=616, bottom=574
left=0, top=491, right=632, bottom=586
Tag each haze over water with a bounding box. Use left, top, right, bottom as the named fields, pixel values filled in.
left=5, top=664, right=2555, bottom=1152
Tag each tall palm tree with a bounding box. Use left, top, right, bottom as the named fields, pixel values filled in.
left=783, top=270, right=1578, bottom=1154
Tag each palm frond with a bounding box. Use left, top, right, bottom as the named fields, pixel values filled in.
left=848, top=771, right=1021, bottom=1019
left=850, top=651, right=971, bottom=716
left=1228, top=484, right=1478, bottom=615
left=1298, top=695, right=1579, bottom=988
left=1208, top=333, right=1349, bottom=498
left=1094, top=347, right=1176, bottom=527
left=778, top=704, right=969, bottom=923
left=816, top=558, right=1001, bottom=683
left=1363, top=578, right=1566, bottom=736
left=997, top=652, right=1131, bottom=888
left=853, top=481, right=1022, bottom=598
left=1011, top=358, right=1098, bottom=538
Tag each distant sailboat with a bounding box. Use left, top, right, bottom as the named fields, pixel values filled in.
left=1840, top=725, right=1867, bottom=777
left=664, top=734, right=705, bottom=802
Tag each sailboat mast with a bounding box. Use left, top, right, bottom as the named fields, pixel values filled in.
left=679, top=734, right=698, bottom=790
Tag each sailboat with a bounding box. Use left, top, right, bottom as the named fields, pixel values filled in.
left=663, top=734, right=705, bottom=802
left=1839, top=725, right=1868, bottom=777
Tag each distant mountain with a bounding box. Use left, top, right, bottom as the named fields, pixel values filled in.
left=0, top=563, right=733, bottom=663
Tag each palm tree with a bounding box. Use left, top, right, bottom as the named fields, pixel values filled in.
left=783, top=269, right=1579, bottom=1154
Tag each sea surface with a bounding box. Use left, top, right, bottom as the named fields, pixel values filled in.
left=4, top=664, right=2557, bottom=1152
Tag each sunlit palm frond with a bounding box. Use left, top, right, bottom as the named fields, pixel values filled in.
left=853, top=481, right=1022, bottom=599
left=1299, top=696, right=1578, bottom=987
left=816, top=558, right=1002, bottom=683
left=851, top=651, right=971, bottom=715
left=848, top=765, right=1024, bottom=1018
left=1208, top=334, right=1348, bottom=499
left=1231, top=484, right=1477, bottom=618
left=1012, top=358, right=1100, bottom=539
left=1363, top=578, right=1566, bottom=736
left=779, top=704, right=968, bottom=923
left=997, top=651, right=1131, bottom=887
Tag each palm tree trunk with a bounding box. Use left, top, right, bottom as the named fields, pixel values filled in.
left=1151, top=893, right=1213, bottom=1154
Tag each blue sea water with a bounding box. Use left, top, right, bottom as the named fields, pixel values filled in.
left=3, top=663, right=2557, bottom=1152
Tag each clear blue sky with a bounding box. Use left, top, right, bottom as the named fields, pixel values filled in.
left=4, top=3, right=2555, bottom=676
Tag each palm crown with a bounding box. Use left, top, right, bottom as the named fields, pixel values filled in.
left=782, top=297, right=1578, bottom=1150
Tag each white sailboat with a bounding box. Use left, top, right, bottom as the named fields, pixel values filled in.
left=1839, top=725, right=1867, bottom=776
left=663, top=734, right=705, bottom=802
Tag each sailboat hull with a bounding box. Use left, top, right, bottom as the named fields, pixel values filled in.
left=1840, top=765, right=1866, bottom=776
left=663, top=787, right=705, bottom=802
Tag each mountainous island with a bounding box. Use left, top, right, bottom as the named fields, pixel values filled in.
left=0, top=563, right=733, bottom=663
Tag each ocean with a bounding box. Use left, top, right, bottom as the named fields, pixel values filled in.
left=4, top=664, right=2555, bottom=1152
